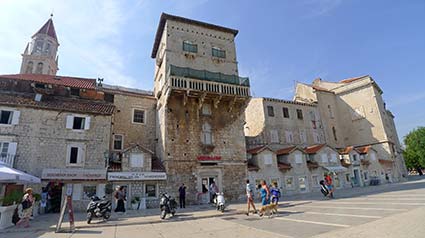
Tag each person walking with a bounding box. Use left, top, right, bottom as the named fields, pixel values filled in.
left=178, top=183, right=186, bottom=208
left=114, top=186, right=126, bottom=213
left=324, top=173, right=334, bottom=199
left=245, top=179, right=257, bottom=216
left=270, top=181, right=281, bottom=214
left=258, top=180, right=270, bottom=217
left=209, top=181, right=219, bottom=204
left=16, top=188, right=34, bottom=228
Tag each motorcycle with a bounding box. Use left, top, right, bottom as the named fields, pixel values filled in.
left=159, top=193, right=177, bottom=219
left=86, top=196, right=112, bottom=224
left=214, top=192, right=225, bottom=212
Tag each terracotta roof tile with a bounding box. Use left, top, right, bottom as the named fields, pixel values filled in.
left=304, top=144, right=326, bottom=154
left=355, top=145, right=371, bottom=154
left=339, top=75, right=369, bottom=83
left=0, top=74, right=96, bottom=89
left=339, top=146, right=354, bottom=154
left=276, top=146, right=297, bottom=155
left=247, top=145, right=269, bottom=155
left=278, top=162, right=292, bottom=170
left=33, top=18, right=58, bottom=41
left=0, top=92, right=114, bottom=115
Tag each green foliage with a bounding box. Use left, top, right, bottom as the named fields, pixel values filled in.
left=33, top=193, right=41, bottom=201
left=403, top=127, right=425, bottom=169
left=131, top=196, right=140, bottom=204
left=1, top=190, right=23, bottom=206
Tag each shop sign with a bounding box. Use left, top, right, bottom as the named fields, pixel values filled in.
left=42, top=168, right=107, bottom=180
left=197, top=156, right=221, bottom=161
left=108, top=172, right=167, bottom=181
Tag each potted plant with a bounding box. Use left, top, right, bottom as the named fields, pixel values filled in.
left=131, top=196, right=140, bottom=210
left=0, top=190, right=23, bottom=229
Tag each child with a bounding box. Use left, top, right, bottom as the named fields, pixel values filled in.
left=270, top=182, right=281, bottom=214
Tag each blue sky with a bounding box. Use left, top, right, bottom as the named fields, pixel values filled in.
left=0, top=0, right=424, bottom=142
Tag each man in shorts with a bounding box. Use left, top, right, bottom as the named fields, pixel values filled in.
left=245, top=179, right=257, bottom=215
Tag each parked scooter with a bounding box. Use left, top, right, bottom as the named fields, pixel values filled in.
left=159, top=193, right=177, bottom=219
left=214, top=192, right=225, bottom=212
left=86, top=196, right=112, bottom=224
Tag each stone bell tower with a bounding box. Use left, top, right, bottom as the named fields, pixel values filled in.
left=20, top=15, right=59, bottom=75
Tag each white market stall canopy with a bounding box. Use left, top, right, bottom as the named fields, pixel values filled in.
left=0, top=162, right=41, bottom=184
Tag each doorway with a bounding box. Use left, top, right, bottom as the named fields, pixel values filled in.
left=46, top=182, right=63, bottom=213
left=353, top=169, right=361, bottom=187
left=200, top=177, right=217, bottom=204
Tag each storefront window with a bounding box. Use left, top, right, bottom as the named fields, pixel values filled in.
left=145, top=184, right=157, bottom=197
left=82, top=185, right=96, bottom=200
left=298, top=177, right=307, bottom=192
left=285, top=177, right=294, bottom=189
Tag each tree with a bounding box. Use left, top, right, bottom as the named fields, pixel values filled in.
left=403, top=127, right=425, bottom=169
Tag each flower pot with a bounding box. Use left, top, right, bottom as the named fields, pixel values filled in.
left=131, top=202, right=139, bottom=210
left=0, top=205, right=16, bottom=229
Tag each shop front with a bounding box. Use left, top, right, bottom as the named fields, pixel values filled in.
left=41, top=168, right=107, bottom=212
left=107, top=171, right=167, bottom=209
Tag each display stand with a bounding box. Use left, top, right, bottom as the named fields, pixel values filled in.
left=55, top=184, right=75, bottom=233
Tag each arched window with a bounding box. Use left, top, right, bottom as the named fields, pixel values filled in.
left=25, top=61, right=34, bottom=74
left=36, top=62, right=43, bottom=74
left=202, top=122, right=212, bottom=145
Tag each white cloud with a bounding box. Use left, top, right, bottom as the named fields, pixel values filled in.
left=300, top=0, right=343, bottom=18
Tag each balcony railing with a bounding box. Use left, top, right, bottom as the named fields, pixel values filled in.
left=0, top=154, right=15, bottom=167
left=169, top=65, right=250, bottom=87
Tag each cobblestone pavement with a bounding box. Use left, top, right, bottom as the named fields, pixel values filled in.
left=2, top=176, right=424, bottom=238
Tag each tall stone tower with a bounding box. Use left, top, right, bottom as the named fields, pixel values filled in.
left=20, top=16, right=59, bottom=75
left=151, top=13, right=251, bottom=203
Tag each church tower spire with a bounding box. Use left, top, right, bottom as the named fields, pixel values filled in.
left=20, top=16, right=59, bottom=75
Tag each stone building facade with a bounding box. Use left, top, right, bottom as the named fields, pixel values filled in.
left=294, top=76, right=407, bottom=183
left=151, top=13, right=250, bottom=203
left=101, top=85, right=167, bottom=209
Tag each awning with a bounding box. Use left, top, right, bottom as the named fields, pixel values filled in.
left=324, top=166, right=348, bottom=173
left=0, top=162, right=41, bottom=184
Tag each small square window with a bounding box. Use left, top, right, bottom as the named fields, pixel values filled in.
left=212, top=47, right=226, bottom=58
left=145, top=184, right=156, bottom=197
left=0, top=110, right=13, bottom=124
left=113, top=135, right=123, bottom=150
left=73, top=117, right=85, bottom=130
left=70, top=88, right=80, bottom=96
left=133, top=109, right=145, bottom=124
left=267, top=106, right=274, bottom=117
left=183, top=41, right=198, bottom=53
left=296, top=109, right=303, bottom=120
left=282, top=107, right=289, bottom=118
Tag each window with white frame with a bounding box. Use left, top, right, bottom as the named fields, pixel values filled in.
left=113, top=134, right=123, bottom=150
left=202, top=123, right=212, bottom=145
left=145, top=184, right=157, bottom=197
left=132, top=109, right=145, bottom=124
left=263, top=153, right=273, bottom=165
left=299, top=129, right=307, bottom=143
left=295, top=153, right=303, bottom=164
left=352, top=154, right=358, bottom=162
left=285, top=130, right=294, bottom=143
left=0, top=109, right=20, bottom=125
left=66, top=115, right=90, bottom=130
left=0, top=142, right=16, bottom=158
left=66, top=143, right=85, bottom=166
left=130, top=153, right=144, bottom=168
left=330, top=153, right=338, bottom=163
left=285, top=177, right=294, bottom=189
left=345, top=174, right=351, bottom=182
left=270, top=130, right=279, bottom=143
left=321, top=153, right=328, bottom=163
left=212, top=47, right=226, bottom=58
left=202, top=104, right=212, bottom=115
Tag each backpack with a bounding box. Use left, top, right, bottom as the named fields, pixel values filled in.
left=21, top=199, right=31, bottom=210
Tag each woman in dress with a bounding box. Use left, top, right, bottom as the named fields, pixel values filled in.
left=16, top=188, right=34, bottom=228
